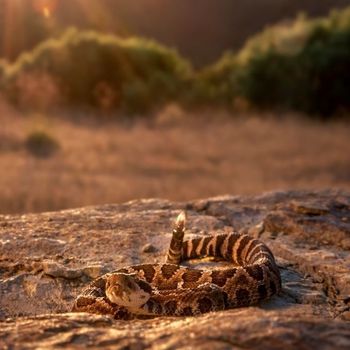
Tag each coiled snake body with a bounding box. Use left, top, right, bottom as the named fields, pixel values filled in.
left=72, top=212, right=281, bottom=319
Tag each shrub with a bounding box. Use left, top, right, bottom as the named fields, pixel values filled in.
left=238, top=51, right=301, bottom=109
left=25, top=130, right=60, bottom=158
left=182, top=53, right=243, bottom=108
left=297, top=26, right=350, bottom=116
left=5, top=29, right=192, bottom=113
left=239, top=26, right=350, bottom=116
left=196, top=6, right=350, bottom=117
left=2, top=7, right=350, bottom=118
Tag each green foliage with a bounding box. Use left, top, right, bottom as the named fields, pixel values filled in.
left=3, top=29, right=192, bottom=113
left=236, top=7, right=350, bottom=63
left=184, top=53, right=241, bottom=106
left=236, top=13, right=313, bottom=64
left=1, top=6, right=350, bottom=117
left=197, top=6, right=350, bottom=117
left=25, top=130, right=60, bottom=158
left=238, top=51, right=301, bottom=108
left=239, top=26, right=350, bottom=116
left=298, top=26, right=350, bottom=115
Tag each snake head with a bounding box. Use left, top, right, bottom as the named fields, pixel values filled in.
left=105, top=273, right=150, bottom=308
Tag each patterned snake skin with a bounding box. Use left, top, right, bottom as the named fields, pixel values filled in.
left=72, top=212, right=281, bottom=319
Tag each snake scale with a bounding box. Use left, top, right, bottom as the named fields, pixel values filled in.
left=72, top=212, right=281, bottom=319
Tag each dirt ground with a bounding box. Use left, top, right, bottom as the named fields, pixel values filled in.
left=1, top=102, right=349, bottom=214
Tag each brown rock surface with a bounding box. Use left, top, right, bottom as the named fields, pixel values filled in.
left=0, top=190, right=349, bottom=349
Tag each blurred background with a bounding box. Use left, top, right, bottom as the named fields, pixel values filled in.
left=0, top=0, right=349, bottom=214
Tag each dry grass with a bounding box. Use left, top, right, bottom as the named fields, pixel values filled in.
left=1, top=102, right=349, bottom=214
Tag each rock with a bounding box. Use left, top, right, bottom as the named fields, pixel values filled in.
left=0, top=190, right=349, bottom=349
left=82, top=265, right=106, bottom=279
left=42, top=261, right=83, bottom=279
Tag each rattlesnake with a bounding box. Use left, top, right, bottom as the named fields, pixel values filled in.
left=72, top=212, right=281, bottom=319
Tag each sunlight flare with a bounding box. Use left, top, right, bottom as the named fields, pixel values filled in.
left=43, top=6, right=51, bottom=18
left=32, top=0, right=57, bottom=18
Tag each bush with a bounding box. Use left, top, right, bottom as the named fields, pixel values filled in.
left=25, top=130, right=60, bottom=158
left=185, top=53, right=241, bottom=106
left=297, top=26, right=350, bottom=115
left=4, top=29, right=192, bottom=113
left=239, top=26, right=350, bottom=116
left=2, top=7, right=350, bottom=118
left=196, top=6, right=350, bottom=117
left=238, top=51, right=301, bottom=109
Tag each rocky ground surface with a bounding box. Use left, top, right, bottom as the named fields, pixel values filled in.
left=0, top=190, right=349, bottom=349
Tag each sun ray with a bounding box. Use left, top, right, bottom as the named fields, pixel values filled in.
left=32, top=0, right=58, bottom=19
left=75, top=0, right=129, bottom=34
left=2, top=0, right=22, bottom=59
left=43, top=6, right=51, bottom=19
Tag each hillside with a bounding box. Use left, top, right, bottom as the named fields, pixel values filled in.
left=1, top=0, right=349, bottom=66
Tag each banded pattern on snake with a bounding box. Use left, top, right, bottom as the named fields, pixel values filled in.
left=72, top=212, right=281, bottom=319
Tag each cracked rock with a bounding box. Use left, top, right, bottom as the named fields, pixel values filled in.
left=0, top=190, right=349, bottom=349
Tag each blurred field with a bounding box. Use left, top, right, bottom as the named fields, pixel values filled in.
left=1, top=103, right=349, bottom=214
